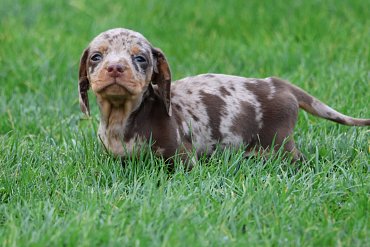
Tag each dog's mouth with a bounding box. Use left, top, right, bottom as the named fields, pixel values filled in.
left=102, top=83, right=128, bottom=95
left=97, top=80, right=136, bottom=95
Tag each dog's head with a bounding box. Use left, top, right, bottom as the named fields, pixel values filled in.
left=78, top=28, right=172, bottom=116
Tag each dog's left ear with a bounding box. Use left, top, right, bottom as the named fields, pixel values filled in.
left=78, top=48, right=90, bottom=116
left=151, top=47, right=172, bottom=116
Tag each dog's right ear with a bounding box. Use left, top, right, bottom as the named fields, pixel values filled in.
left=78, top=48, right=90, bottom=116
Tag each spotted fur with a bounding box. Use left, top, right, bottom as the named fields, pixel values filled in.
left=78, top=28, right=370, bottom=166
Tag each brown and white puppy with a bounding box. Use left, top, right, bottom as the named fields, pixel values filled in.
left=78, top=28, right=370, bottom=166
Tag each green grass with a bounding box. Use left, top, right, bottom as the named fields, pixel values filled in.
left=1, top=0, right=369, bottom=246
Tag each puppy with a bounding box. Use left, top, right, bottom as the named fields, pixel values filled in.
left=78, top=28, right=370, bottom=166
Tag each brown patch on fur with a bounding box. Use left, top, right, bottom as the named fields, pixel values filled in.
left=230, top=101, right=259, bottom=143
left=200, top=91, right=226, bottom=140
left=124, top=91, right=187, bottom=162
left=220, top=86, right=231, bottom=97
left=260, top=94, right=298, bottom=151
left=173, top=103, right=182, bottom=112
left=131, top=46, right=140, bottom=55
left=93, top=45, right=109, bottom=55
left=78, top=48, right=90, bottom=115
left=244, top=79, right=271, bottom=97
left=245, top=79, right=299, bottom=153
left=334, top=117, right=347, bottom=125
left=151, top=47, right=172, bottom=116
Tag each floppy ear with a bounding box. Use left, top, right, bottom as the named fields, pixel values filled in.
left=78, top=48, right=90, bottom=116
left=151, top=47, right=172, bottom=116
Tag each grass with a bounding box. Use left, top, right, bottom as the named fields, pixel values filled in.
left=0, top=0, right=369, bottom=246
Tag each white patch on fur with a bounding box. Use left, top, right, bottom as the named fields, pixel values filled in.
left=123, top=135, right=146, bottom=154
left=176, top=128, right=181, bottom=144
left=181, top=121, right=190, bottom=135
left=254, top=102, right=263, bottom=129
left=124, top=136, right=137, bottom=153
left=264, top=77, right=276, bottom=100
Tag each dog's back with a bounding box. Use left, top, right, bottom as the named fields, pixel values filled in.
left=171, top=74, right=369, bottom=158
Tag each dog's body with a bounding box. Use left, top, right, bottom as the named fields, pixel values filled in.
left=78, top=28, right=370, bottom=166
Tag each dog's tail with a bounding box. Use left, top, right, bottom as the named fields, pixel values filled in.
left=287, top=81, right=370, bottom=126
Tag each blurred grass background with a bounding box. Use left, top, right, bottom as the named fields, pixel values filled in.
left=0, top=0, right=369, bottom=246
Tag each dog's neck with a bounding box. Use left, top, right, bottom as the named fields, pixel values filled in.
left=96, top=92, right=144, bottom=156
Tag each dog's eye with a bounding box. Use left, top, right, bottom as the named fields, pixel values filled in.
left=91, top=53, right=102, bottom=62
left=134, top=55, right=147, bottom=63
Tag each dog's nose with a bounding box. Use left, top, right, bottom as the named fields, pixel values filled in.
left=107, top=64, right=125, bottom=78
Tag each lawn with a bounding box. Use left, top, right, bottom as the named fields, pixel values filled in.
left=0, top=0, right=369, bottom=246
